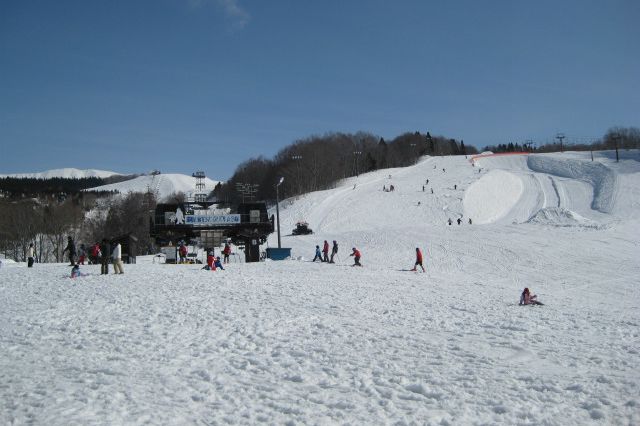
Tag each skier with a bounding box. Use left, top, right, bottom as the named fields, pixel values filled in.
left=426, top=179, right=429, bottom=185
left=454, top=184, right=457, bottom=190
left=27, top=243, right=35, bottom=268
left=223, top=242, right=231, bottom=263
left=443, top=168, right=445, bottom=173
left=519, top=288, right=544, bottom=305
left=422, top=185, right=425, bottom=192
left=100, top=238, right=111, bottom=275
left=62, top=236, right=76, bottom=266
left=448, top=218, right=452, bottom=226
left=112, top=242, right=124, bottom=274
left=322, top=240, right=329, bottom=262
left=350, top=247, right=362, bottom=266
left=329, top=240, right=338, bottom=263
left=468, top=218, right=472, bottom=225
left=312, top=245, right=322, bottom=262
left=411, top=247, right=425, bottom=272
left=457, top=218, right=462, bottom=225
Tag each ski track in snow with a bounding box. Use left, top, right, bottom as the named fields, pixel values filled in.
left=2, top=150, right=640, bottom=425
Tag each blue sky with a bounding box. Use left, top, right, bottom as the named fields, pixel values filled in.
left=1, top=0, right=638, bottom=180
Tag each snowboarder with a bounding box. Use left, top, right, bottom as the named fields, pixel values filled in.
left=519, top=288, right=544, bottom=305
left=100, top=238, right=110, bottom=275
left=322, top=240, right=329, bottom=262
left=312, top=245, right=322, bottom=262
left=350, top=247, right=362, bottom=266
left=112, top=242, right=124, bottom=274
left=411, top=247, right=425, bottom=272
left=223, top=243, right=231, bottom=263
left=62, top=236, right=76, bottom=266
left=329, top=240, right=338, bottom=263
left=27, top=243, right=35, bottom=268
left=457, top=218, right=462, bottom=225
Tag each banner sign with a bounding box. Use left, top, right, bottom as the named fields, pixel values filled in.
left=185, top=214, right=241, bottom=226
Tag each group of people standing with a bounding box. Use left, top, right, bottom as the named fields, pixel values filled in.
left=311, top=240, right=362, bottom=266
left=27, top=236, right=124, bottom=276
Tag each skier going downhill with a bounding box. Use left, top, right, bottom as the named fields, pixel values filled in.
left=350, top=247, right=362, bottom=267
left=411, top=247, right=425, bottom=272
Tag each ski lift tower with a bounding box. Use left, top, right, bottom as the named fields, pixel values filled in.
left=193, top=171, right=207, bottom=204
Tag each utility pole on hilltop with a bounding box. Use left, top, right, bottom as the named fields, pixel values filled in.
left=612, top=133, right=621, bottom=162
left=556, top=133, right=565, bottom=153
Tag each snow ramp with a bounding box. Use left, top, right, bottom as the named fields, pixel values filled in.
left=527, top=156, right=618, bottom=214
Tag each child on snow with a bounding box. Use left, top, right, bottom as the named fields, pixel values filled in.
left=214, top=257, right=224, bottom=270
left=519, top=288, right=543, bottom=305
left=350, top=247, right=362, bottom=266
left=70, top=264, right=82, bottom=278
left=313, top=245, right=322, bottom=262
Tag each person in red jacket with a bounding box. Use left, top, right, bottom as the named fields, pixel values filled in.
left=207, top=251, right=215, bottom=269
left=322, top=240, right=329, bottom=262
left=350, top=247, right=362, bottom=266
left=411, top=247, right=425, bottom=272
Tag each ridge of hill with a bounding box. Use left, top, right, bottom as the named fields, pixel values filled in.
left=86, top=173, right=220, bottom=201
left=0, top=168, right=121, bottom=179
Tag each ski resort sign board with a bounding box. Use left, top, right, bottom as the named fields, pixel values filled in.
left=185, top=214, right=241, bottom=226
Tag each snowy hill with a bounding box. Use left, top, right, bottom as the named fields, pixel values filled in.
left=85, top=173, right=220, bottom=200
left=0, top=168, right=121, bottom=179
left=1, top=150, right=638, bottom=424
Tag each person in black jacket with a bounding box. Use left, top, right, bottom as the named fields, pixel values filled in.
left=100, top=238, right=111, bottom=275
left=62, top=236, right=76, bottom=266
left=329, top=240, right=338, bottom=263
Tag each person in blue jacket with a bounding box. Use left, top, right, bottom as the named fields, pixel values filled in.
left=312, top=245, right=322, bottom=262
left=214, top=256, right=225, bottom=270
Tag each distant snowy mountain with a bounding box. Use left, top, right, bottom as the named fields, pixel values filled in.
left=0, top=168, right=121, bottom=179
left=86, top=173, right=220, bottom=201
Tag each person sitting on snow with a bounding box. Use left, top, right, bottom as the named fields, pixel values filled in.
left=214, top=256, right=224, bottom=270
left=70, top=264, right=82, bottom=278
left=519, top=287, right=543, bottom=305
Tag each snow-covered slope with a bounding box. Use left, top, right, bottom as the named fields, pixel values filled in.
left=1, top=150, right=638, bottom=424
left=86, top=173, right=219, bottom=201
left=0, top=168, right=121, bottom=179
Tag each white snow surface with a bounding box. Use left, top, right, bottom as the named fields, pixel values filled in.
left=2, top=151, right=639, bottom=424
left=86, top=174, right=219, bottom=201
left=0, top=168, right=121, bottom=179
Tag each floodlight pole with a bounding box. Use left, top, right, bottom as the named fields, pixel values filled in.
left=276, top=177, right=284, bottom=248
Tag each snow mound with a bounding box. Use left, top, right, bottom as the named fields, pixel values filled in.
left=0, top=168, right=121, bottom=179
left=527, top=207, right=600, bottom=228
left=463, top=170, right=523, bottom=224
left=86, top=173, right=220, bottom=201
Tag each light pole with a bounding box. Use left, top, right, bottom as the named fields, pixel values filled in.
left=276, top=177, right=284, bottom=248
